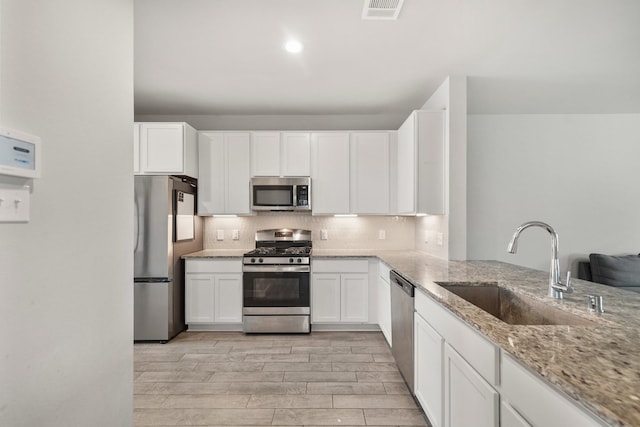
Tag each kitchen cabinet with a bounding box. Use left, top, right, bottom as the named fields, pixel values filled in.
left=397, top=110, right=445, bottom=215
left=377, top=261, right=392, bottom=345
left=135, top=122, right=198, bottom=178
left=414, top=290, right=499, bottom=427
left=501, top=402, right=532, bottom=427
left=250, top=132, right=311, bottom=177
left=310, top=132, right=350, bottom=214
left=198, top=132, right=251, bottom=215
left=414, top=311, right=443, bottom=427
left=350, top=132, right=390, bottom=214
left=501, top=353, right=605, bottom=427
left=444, top=343, right=499, bottom=427
left=311, top=259, right=369, bottom=323
left=185, top=259, right=243, bottom=326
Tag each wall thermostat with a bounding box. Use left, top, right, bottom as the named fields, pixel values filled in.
left=0, top=126, right=42, bottom=179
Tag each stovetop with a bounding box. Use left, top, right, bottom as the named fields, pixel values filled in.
left=244, top=246, right=312, bottom=257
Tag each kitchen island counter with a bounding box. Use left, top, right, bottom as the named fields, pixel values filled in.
left=187, top=248, right=639, bottom=426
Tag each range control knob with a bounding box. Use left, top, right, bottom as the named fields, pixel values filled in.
left=259, top=258, right=264, bottom=263
left=251, top=258, right=256, bottom=263
left=289, top=258, right=294, bottom=263
left=297, top=258, right=302, bottom=263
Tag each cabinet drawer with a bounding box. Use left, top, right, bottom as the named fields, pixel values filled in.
left=501, top=353, right=604, bottom=427
left=378, top=261, right=391, bottom=282
left=312, top=259, right=369, bottom=273
left=415, top=290, right=498, bottom=386
left=185, top=259, right=242, bottom=274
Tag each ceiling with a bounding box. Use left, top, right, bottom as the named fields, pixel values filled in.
left=134, top=0, right=640, bottom=128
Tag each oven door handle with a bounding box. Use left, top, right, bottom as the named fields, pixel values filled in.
left=243, top=265, right=310, bottom=273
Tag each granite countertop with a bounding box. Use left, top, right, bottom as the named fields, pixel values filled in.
left=182, top=249, right=251, bottom=258
left=185, top=248, right=640, bottom=426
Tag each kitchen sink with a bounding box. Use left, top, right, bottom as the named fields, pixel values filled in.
left=437, top=282, right=593, bottom=326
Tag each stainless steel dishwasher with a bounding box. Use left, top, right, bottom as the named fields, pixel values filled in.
left=390, top=269, right=415, bottom=393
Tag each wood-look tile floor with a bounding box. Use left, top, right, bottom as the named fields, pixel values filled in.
left=134, top=331, right=429, bottom=426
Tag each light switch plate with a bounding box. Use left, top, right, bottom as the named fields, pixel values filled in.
left=0, top=187, right=30, bottom=222
left=320, top=229, right=328, bottom=240
left=217, top=229, right=224, bottom=241
left=378, top=229, right=386, bottom=240
left=232, top=229, right=239, bottom=240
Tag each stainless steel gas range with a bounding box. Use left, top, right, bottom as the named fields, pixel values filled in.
left=242, top=229, right=311, bottom=333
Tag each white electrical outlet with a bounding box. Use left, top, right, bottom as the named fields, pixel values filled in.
left=437, top=232, right=443, bottom=246
left=232, top=229, right=239, bottom=240
left=378, top=229, right=386, bottom=240
left=321, top=229, right=328, bottom=240
left=217, top=229, right=224, bottom=241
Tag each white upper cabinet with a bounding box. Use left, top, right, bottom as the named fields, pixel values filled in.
left=250, top=132, right=311, bottom=177
left=198, top=132, right=251, bottom=215
left=350, top=132, right=390, bottom=214
left=281, top=132, right=311, bottom=176
left=397, top=110, right=445, bottom=215
left=311, top=132, right=350, bottom=214
left=250, top=132, right=281, bottom=176
left=135, top=122, right=198, bottom=178
left=133, top=123, right=141, bottom=174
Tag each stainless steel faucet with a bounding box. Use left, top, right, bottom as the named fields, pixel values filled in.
left=507, top=221, right=573, bottom=299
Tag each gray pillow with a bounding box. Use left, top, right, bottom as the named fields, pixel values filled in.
left=589, top=253, right=640, bottom=288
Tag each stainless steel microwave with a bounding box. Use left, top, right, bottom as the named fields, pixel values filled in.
left=250, top=177, right=311, bottom=211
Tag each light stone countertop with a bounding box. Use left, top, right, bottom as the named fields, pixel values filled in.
left=184, top=248, right=640, bottom=426
left=182, top=249, right=251, bottom=258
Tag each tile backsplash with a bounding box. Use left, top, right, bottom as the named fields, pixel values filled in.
left=203, top=213, right=416, bottom=250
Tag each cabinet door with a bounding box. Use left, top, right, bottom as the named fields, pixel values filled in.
left=198, top=132, right=226, bottom=215
left=225, top=133, right=251, bottom=214
left=140, top=123, right=184, bottom=173
left=350, top=132, right=390, bottom=214
left=214, top=274, right=243, bottom=323
left=281, top=132, right=311, bottom=176
left=311, top=274, right=341, bottom=323
left=185, top=274, right=215, bottom=323
left=251, top=132, right=281, bottom=176
left=444, top=344, right=498, bottom=427
left=311, top=133, right=350, bottom=214
left=501, top=402, right=532, bottom=427
left=377, top=276, right=391, bottom=345
left=415, top=313, right=444, bottom=427
left=341, top=274, right=368, bottom=322
left=416, top=111, right=445, bottom=215
left=396, top=113, right=416, bottom=214
left=133, top=123, right=141, bottom=174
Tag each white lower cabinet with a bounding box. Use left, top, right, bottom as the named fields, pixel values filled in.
left=501, top=401, right=532, bottom=427
left=185, top=259, right=243, bottom=327
left=444, top=343, right=499, bottom=427
left=377, top=261, right=392, bottom=345
left=501, top=353, right=605, bottom=427
left=311, top=259, right=369, bottom=324
left=414, top=290, right=498, bottom=427
left=414, top=311, right=443, bottom=427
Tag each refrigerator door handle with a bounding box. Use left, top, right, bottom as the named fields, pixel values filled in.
left=134, top=195, right=140, bottom=253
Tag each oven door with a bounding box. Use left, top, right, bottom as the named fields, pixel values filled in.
left=243, top=269, right=310, bottom=310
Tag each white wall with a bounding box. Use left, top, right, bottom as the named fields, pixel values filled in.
left=0, top=1, right=134, bottom=426
left=467, top=114, right=640, bottom=274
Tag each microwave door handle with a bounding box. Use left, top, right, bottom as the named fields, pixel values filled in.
left=292, top=185, right=297, bottom=207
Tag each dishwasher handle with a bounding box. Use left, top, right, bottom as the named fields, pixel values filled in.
left=390, top=270, right=415, bottom=297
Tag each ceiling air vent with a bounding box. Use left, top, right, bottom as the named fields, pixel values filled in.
left=362, top=0, right=405, bottom=20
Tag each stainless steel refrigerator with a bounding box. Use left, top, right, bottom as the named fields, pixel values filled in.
left=134, top=175, right=202, bottom=342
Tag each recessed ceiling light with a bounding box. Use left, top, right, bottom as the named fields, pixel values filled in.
left=284, top=39, right=303, bottom=54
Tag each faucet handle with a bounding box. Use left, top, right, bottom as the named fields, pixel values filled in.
left=565, top=271, right=573, bottom=293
